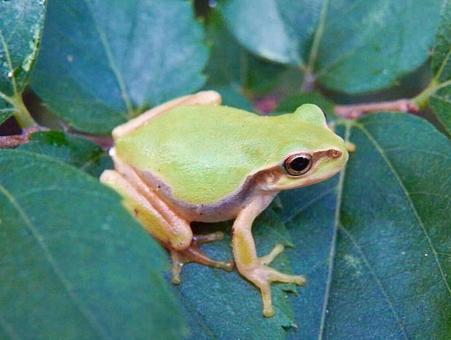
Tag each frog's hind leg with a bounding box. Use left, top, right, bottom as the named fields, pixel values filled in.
left=171, top=232, right=233, bottom=284
left=101, top=169, right=232, bottom=283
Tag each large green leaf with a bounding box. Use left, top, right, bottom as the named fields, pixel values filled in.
left=0, top=0, right=46, bottom=123
left=19, top=131, right=112, bottom=177
left=30, top=0, right=208, bottom=134
left=220, top=0, right=443, bottom=93
left=281, top=113, right=450, bottom=338
left=430, top=0, right=451, bottom=134
left=0, top=150, right=187, bottom=339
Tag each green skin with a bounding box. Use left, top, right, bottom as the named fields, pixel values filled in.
left=103, top=97, right=349, bottom=318
left=115, top=104, right=347, bottom=205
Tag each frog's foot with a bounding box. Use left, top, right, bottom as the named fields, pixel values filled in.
left=241, top=244, right=306, bottom=317
left=171, top=231, right=234, bottom=284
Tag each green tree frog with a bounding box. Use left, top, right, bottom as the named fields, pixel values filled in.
left=101, top=91, right=348, bottom=317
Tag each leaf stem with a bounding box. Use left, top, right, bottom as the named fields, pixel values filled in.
left=334, top=99, right=419, bottom=119
left=0, top=30, right=38, bottom=128
left=0, top=90, right=37, bottom=128
left=11, top=93, right=38, bottom=128
left=412, top=78, right=451, bottom=110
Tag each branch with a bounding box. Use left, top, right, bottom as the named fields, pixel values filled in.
left=334, top=99, right=419, bottom=119
left=59, top=126, right=112, bottom=150
left=78, top=133, right=114, bottom=150
left=0, top=127, right=42, bottom=148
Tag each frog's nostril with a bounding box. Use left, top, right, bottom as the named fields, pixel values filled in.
left=328, top=149, right=342, bottom=158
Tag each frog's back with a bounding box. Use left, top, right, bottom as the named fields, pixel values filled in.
left=115, top=105, right=291, bottom=204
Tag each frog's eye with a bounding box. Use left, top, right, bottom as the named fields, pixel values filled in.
left=283, top=153, right=312, bottom=176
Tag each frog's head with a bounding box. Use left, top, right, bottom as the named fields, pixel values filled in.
left=265, top=104, right=349, bottom=192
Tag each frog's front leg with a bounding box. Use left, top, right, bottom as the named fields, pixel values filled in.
left=232, top=196, right=306, bottom=317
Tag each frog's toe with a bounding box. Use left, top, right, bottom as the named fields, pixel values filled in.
left=260, top=244, right=285, bottom=265
left=193, top=231, right=224, bottom=244
left=243, top=264, right=305, bottom=317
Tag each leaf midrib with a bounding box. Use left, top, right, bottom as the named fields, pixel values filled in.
left=357, top=122, right=451, bottom=295
left=304, top=0, right=330, bottom=75
left=0, top=181, right=109, bottom=339
left=81, top=0, right=134, bottom=118
left=317, top=122, right=350, bottom=340
left=316, top=118, right=448, bottom=339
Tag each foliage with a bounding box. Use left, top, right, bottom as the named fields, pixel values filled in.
left=0, top=0, right=45, bottom=127
left=429, top=0, right=451, bottom=134
left=31, top=0, right=208, bottom=133
left=0, top=150, right=186, bottom=339
left=0, top=0, right=450, bottom=339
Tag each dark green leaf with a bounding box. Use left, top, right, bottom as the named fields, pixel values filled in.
left=205, top=11, right=286, bottom=109
left=19, top=131, right=112, bottom=177
left=430, top=86, right=451, bottom=135
left=280, top=113, right=450, bottom=338
left=0, top=0, right=46, bottom=97
left=0, top=0, right=46, bottom=123
left=177, top=209, right=299, bottom=339
left=0, top=109, right=13, bottom=126
left=432, top=0, right=451, bottom=83
left=0, top=150, right=187, bottom=339
left=220, top=0, right=443, bottom=93
left=31, top=0, right=208, bottom=134
left=430, top=0, right=451, bottom=134
left=207, top=85, right=253, bottom=110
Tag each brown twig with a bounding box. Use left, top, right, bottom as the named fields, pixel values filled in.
left=0, top=127, right=43, bottom=148
left=78, top=133, right=114, bottom=150
left=334, top=99, right=419, bottom=119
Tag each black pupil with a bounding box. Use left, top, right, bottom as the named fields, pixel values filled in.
left=290, top=157, right=310, bottom=172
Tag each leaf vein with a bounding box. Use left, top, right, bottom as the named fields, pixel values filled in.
left=0, top=183, right=110, bottom=339
left=357, top=123, right=451, bottom=295
left=338, top=225, right=409, bottom=339
left=318, top=122, right=351, bottom=340
left=82, top=0, right=134, bottom=117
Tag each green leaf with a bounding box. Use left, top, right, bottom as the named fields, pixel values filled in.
left=30, top=0, right=208, bottom=134
left=0, top=0, right=46, bottom=126
left=0, top=150, right=187, bottom=339
left=220, top=0, right=443, bottom=93
left=280, top=113, right=450, bottom=338
left=0, top=0, right=46, bottom=97
left=19, top=131, right=112, bottom=177
left=205, top=11, right=286, bottom=109
left=430, top=86, right=451, bottom=135
left=176, top=209, right=299, bottom=339
left=0, top=109, right=13, bottom=126
left=430, top=0, right=451, bottom=134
